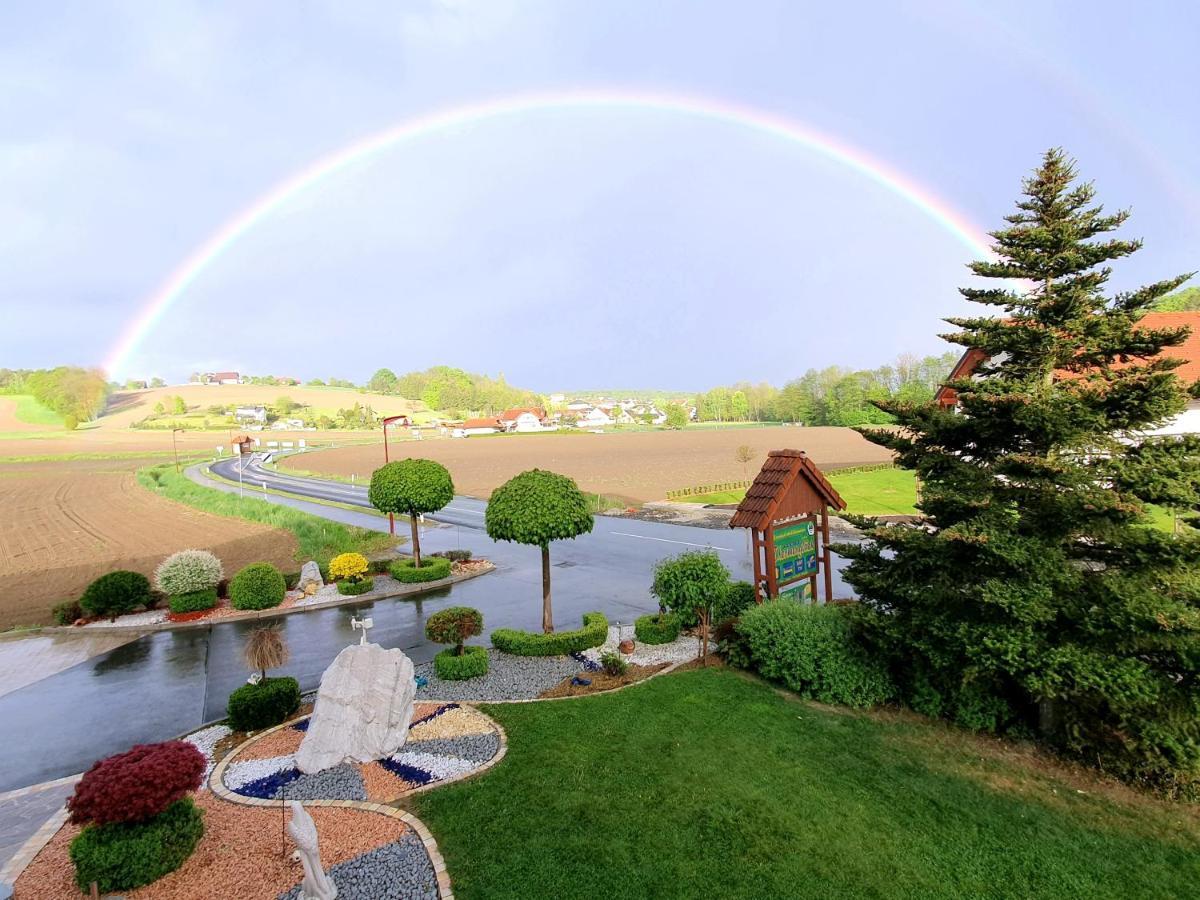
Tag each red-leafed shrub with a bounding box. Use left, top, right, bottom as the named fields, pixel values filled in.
left=67, top=741, right=206, bottom=826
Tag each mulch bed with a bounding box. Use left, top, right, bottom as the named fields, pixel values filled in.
left=538, top=663, right=667, bottom=698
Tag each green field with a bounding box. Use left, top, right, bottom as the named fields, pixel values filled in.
left=413, top=668, right=1199, bottom=899
left=682, top=466, right=920, bottom=515
left=6, top=394, right=64, bottom=428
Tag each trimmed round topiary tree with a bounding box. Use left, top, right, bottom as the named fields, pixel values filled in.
left=79, top=570, right=152, bottom=620
left=227, top=677, right=301, bottom=731
left=426, top=606, right=483, bottom=655
left=229, top=562, right=286, bottom=611
left=485, top=469, right=594, bottom=633
left=368, top=459, right=454, bottom=567
left=67, top=740, right=206, bottom=827
left=155, top=549, right=223, bottom=600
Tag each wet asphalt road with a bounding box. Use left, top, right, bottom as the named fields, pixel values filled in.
left=0, top=458, right=855, bottom=792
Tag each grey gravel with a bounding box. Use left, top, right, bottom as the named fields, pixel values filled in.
left=406, top=732, right=501, bottom=762
left=277, top=763, right=366, bottom=801
left=279, top=832, right=437, bottom=900
left=414, top=649, right=582, bottom=701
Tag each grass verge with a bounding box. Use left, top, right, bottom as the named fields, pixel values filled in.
left=412, top=667, right=1200, bottom=899
left=137, top=463, right=398, bottom=565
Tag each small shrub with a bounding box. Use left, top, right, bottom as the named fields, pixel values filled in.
left=329, top=552, right=369, bottom=582
left=434, top=645, right=489, bottom=680
left=69, top=798, right=204, bottom=893
left=169, top=588, right=218, bottom=614
left=737, top=601, right=894, bottom=708
left=336, top=578, right=374, bottom=595
left=426, top=606, right=484, bottom=654
left=634, top=613, right=680, bottom=645
left=600, top=650, right=628, bottom=676
left=714, top=616, right=752, bottom=669
left=67, top=741, right=206, bottom=826
left=713, top=580, right=758, bottom=624
left=229, top=563, right=286, bottom=611
left=226, top=676, right=301, bottom=732
left=53, top=599, right=84, bottom=625
left=80, top=571, right=152, bottom=619
left=432, top=549, right=472, bottom=562
left=390, top=556, right=452, bottom=583
left=155, top=550, right=222, bottom=597
left=491, top=612, right=608, bottom=656
left=651, top=549, right=731, bottom=628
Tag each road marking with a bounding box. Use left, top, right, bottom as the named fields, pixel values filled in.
left=609, top=531, right=734, bottom=552
left=444, top=506, right=485, bottom=516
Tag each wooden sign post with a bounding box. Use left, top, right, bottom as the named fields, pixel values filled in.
left=729, top=449, right=846, bottom=604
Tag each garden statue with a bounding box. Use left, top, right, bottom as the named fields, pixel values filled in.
left=287, top=801, right=338, bottom=900
left=295, top=642, right=416, bottom=773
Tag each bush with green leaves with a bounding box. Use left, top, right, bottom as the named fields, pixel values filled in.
left=432, top=549, right=472, bottom=562
left=69, top=798, right=204, bottom=894
left=634, top=613, right=680, bottom=645
left=491, top=611, right=608, bottom=656
left=79, top=570, right=152, bottom=619
left=713, top=580, right=759, bottom=625
left=390, top=556, right=452, bottom=583
left=651, top=549, right=730, bottom=655
left=426, top=606, right=484, bottom=655
left=336, top=577, right=374, bottom=595
left=154, top=549, right=223, bottom=597
left=168, top=588, right=217, bottom=615
left=600, top=650, right=628, bottom=676
left=226, top=676, right=300, bottom=731
left=737, top=601, right=894, bottom=708
left=229, top=563, right=286, bottom=611
left=53, top=598, right=83, bottom=625
left=368, top=459, right=454, bottom=567
left=434, top=645, right=489, bottom=680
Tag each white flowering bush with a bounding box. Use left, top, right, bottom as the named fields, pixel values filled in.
left=155, top=549, right=223, bottom=596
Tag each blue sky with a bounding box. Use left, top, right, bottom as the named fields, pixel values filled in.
left=1, top=1, right=1197, bottom=391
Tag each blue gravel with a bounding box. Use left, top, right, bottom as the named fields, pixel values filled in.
left=278, top=832, right=438, bottom=900
left=407, top=732, right=500, bottom=763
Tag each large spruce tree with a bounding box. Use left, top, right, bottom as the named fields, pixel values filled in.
left=837, top=149, right=1200, bottom=791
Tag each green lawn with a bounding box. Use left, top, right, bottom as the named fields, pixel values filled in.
left=682, top=466, right=920, bottom=515
left=136, top=463, right=399, bottom=566
left=412, top=668, right=1200, bottom=899
left=8, top=394, right=64, bottom=427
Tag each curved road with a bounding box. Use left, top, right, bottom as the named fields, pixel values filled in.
left=0, top=455, right=854, bottom=793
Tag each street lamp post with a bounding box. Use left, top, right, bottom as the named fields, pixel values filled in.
left=172, top=428, right=183, bottom=474
left=381, top=415, right=410, bottom=535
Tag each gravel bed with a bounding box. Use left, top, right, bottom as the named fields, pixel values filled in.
left=407, top=732, right=500, bottom=763
left=279, top=832, right=437, bottom=900
left=280, top=762, right=367, bottom=801
left=184, top=723, right=232, bottom=785
left=414, top=649, right=583, bottom=701
left=81, top=608, right=168, bottom=628
left=583, top=626, right=701, bottom=666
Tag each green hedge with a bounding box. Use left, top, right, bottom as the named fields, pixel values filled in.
left=229, top=563, right=286, bottom=611
left=390, top=556, right=452, bottom=583
left=336, top=578, right=374, bottom=596
left=713, top=581, right=758, bottom=624
left=69, top=798, right=204, bottom=893
left=491, top=612, right=608, bottom=657
left=737, top=601, right=894, bottom=709
left=80, top=570, right=151, bottom=619
left=434, top=645, right=489, bottom=680
left=53, top=599, right=83, bottom=625
left=168, top=588, right=218, bottom=615
left=635, top=613, right=680, bottom=645
left=226, top=676, right=301, bottom=732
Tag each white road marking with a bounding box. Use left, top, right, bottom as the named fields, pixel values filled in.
left=609, top=531, right=734, bottom=552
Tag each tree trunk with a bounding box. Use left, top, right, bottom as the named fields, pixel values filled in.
left=410, top=513, right=421, bottom=568
left=541, top=544, right=553, bottom=633
left=700, top=607, right=709, bottom=665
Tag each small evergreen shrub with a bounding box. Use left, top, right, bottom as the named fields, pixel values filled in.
left=634, top=613, right=680, bottom=645
left=600, top=650, right=628, bottom=676
left=69, top=798, right=204, bottom=893
left=426, top=606, right=484, bottom=654
left=168, top=588, right=218, bottom=614
left=80, top=570, right=152, bottom=619
left=432, top=549, right=472, bottom=562
left=390, top=556, right=452, bottom=583
left=336, top=577, right=373, bottom=595
left=67, top=741, right=206, bottom=827
left=491, top=612, right=608, bottom=656
left=154, top=550, right=223, bottom=597
left=53, top=599, right=84, bottom=625
left=434, top=645, right=489, bottom=680
left=226, top=676, right=301, bottom=732
left=229, top=563, right=286, bottom=611
left=737, top=601, right=894, bottom=708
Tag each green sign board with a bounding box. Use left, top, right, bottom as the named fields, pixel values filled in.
left=779, top=580, right=814, bottom=603
left=773, top=520, right=818, bottom=592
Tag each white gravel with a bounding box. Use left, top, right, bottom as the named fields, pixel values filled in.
left=81, top=608, right=168, bottom=628
left=223, top=753, right=295, bottom=790
left=387, top=749, right=478, bottom=782
left=184, top=723, right=232, bottom=786
left=290, top=584, right=342, bottom=607
left=583, top=625, right=701, bottom=666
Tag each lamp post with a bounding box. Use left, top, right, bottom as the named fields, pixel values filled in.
left=380, top=415, right=409, bottom=535
left=172, top=428, right=183, bottom=474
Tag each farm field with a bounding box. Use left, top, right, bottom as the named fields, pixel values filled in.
left=0, top=396, right=61, bottom=432
left=280, top=425, right=894, bottom=503
left=0, top=458, right=298, bottom=629
left=685, top=466, right=920, bottom=516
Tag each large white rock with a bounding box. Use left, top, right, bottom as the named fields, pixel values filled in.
left=295, top=643, right=416, bottom=774
left=298, top=560, right=324, bottom=593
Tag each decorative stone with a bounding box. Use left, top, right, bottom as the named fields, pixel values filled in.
left=287, top=800, right=339, bottom=899
left=295, top=643, right=416, bottom=774
left=298, top=561, right=324, bottom=593
left=618, top=639, right=635, bottom=654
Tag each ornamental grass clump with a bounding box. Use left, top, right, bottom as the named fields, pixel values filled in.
left=66, top=741, right=206, bottom=893
left=229, top=562, right=286, bottom=611
left=155, top=549, right=222, bottom=613
left=227, top=625, right=300, bottom=730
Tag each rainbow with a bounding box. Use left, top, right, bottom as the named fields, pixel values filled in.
left=104, top=88, right=994, bottom=378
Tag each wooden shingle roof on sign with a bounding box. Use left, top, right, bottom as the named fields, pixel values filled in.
left=729, top=449, right=846, bottom=530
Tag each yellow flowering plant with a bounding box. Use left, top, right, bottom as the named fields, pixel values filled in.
left=329, top=552, right=369, bottom=583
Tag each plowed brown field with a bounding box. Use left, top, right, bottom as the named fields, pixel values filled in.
left=281, top=426, right=893, bottom=503
left=0, top=460, right=297, bottom=629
